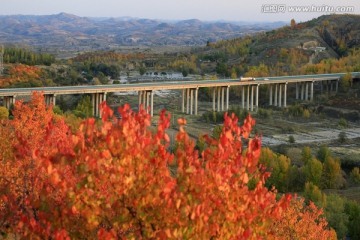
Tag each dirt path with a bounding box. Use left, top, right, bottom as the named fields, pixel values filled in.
left=262, top=127, right=360, bottom=146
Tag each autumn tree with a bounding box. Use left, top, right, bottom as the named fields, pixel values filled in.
left=245, top=63, right=269, bottom=77
left=259, top=148, right=291, bottom=192
left=304, top=157, right=323, bottom=186
left=350, top=167, right=360, bottom=185
left=0, top=93, right=336, bottom=239
left=340, top=72, right=352, bottom=92
left=271, top=198, right=336, bottom=240
left=0, top=107, right=9, bottom=120
left=0, top=92, right=73, bottom=238
left=301, top=146, right=313, bottom=164
left=321, top=157, right=343, bottom=189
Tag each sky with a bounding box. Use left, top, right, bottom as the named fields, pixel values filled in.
left=0, top=0, right=359, bottom=22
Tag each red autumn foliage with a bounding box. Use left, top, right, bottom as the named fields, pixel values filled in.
left=270, top=198, right=337, bottom=239
left=0, top=64, right=42, bottom=87
left=0, top=93, right=336, bottom=239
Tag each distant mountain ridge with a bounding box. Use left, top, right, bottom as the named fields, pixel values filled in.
left=0, top=13, right=285, bottom=53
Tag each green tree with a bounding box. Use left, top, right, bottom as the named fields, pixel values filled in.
left=350, top=167, right=360, bottom=185
left=325, top=194, right=348, bottom=239
left=321, top=157, right=343, bottom=189
left=0, top=107, right=9, bottom=119
left=288, top=166, right=306, bottom=192
left=302, top=109, right=310, bottom=118
left=73, top=95, right=93, bottom=118
left=212, top=111, right=217, bottom=123
left=195, top=135, right=206, bottom=155
left=340, top=72, right=352, bottom=92
left=317, top=145, right=331, bottom=162
left=212, top=125, right=222, bottom=139
left=260, top=148, right=291, bottom=192
left=139, top=66, right=146, bottom=76
left=52, top=105, right=63, bottom=115
left=216, top=63, right=230, bottom=77
left=304, top=182, right=326, bottom=207
left=301, top=146, right=312, bottom=164
left=345, top=200, right=360, bottom=239
left=304, top=158, right=323, bottom=186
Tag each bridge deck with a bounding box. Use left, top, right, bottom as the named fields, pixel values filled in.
left=0, top=72, right=358, bottom=97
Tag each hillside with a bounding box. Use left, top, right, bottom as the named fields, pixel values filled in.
left=0, top=12, right=284, bottom=55
left=194, top=14, right=360, bottom=77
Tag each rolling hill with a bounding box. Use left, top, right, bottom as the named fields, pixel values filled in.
left=196, top=14, right=360, bottom=76
left=0, top=12, right=285, bottom=54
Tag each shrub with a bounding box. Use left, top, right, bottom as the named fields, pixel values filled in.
left=350, top=167, right=360, bottom=185
left=338, top=118, right=348, bottom=128
left=338, top=131, right=347, bottom=143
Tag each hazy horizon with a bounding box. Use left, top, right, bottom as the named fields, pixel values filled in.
left=0, top=0, right=359, bottom=23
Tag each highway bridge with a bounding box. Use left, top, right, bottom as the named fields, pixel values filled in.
left=1, top=72, right=359, bottom=117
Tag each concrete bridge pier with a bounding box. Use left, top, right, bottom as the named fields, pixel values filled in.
left=182, top=89, right=186, bottom=112
left=301, top=82, right=305, bottom=100
left=241, top=86, right=245, bottom=109
left=295, top=83, right=299, bottom=100
left=221, top=87, right=225, bottom=111
left=182, top=88, right=199, bottom=115
left=328, top=79, right=339, bottom=94
left=269, top=83, right=287, bottom=108
left=3, top=96, right=16, bottom=109
left=255, top=84, right=259, bottom=111
left=250, top=85, right=254, bottom=111
left=274, top=84, right=278, bottom=107
left=226, top=86, right=230, bottom=111
left=217, top=87, right=221, bottom=111
left=248, top=84, right=259, bottom=112
left=241, top=84, right=259, bottom=112
left=44, top=94, right=56, bottom=106
left=195, top=87, right=199, bottom=115
left=284, top=83, right=287, bottom=107
left=278, top=84, right=282, bottom=107
left=310, top=82, right=314, bottom=101
left=212, top=86, right=229, bottom=112
left=330, top=80, right=334, bottom=92
left=320, top=81, right=323, bottom=93
left=92, top=92, right=107, bottom=118
left=138, top=90, right=154, bottom=116
left=190, top=89, right=194, bottom=115
left=246, top=85, right=250, bottom=110
left=212, top=88, right=216, bottom=111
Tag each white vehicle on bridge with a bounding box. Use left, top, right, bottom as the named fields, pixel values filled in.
left=240, top=76, right=256, bottom=81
